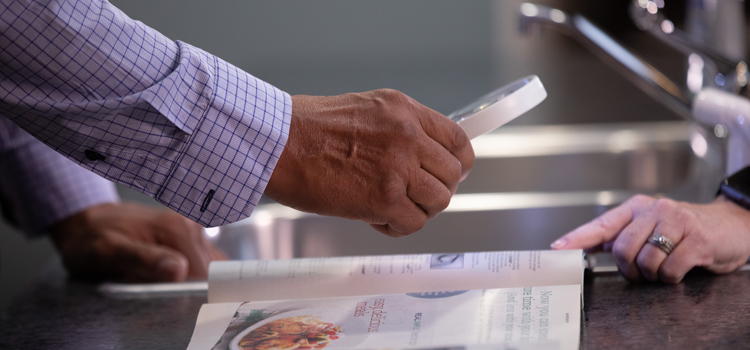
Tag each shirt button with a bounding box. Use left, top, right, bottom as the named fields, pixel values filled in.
left=84, top=150, right=106, bottom=161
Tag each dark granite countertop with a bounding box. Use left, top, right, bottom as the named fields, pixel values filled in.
left=2, top=264, right=750, bottom=349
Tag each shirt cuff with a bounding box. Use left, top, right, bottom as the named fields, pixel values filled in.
left=154, top=43, right=292, bottom=227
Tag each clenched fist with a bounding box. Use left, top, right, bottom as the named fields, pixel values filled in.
left=265, top=89, right=475, bottom=237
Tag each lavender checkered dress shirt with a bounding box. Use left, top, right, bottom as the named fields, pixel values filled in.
left=0, top=0, right=292, bottom=228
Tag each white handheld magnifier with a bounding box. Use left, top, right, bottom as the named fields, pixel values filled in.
left=448, top=75, right=547, bottom=139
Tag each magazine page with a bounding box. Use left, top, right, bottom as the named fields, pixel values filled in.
left=208, top=250, right=583, bottom=303
left=188, top=284, right=580, bottom=350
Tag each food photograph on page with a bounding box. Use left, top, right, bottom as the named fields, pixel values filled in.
left=210, top=303, right=364, bottom=350
left=235, top=315, right=343, bottom=350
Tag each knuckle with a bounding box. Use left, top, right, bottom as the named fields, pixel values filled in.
left=443, top=162, right=462, bottom=192
left=163, top=213, right=205, bottom=242
left=374, top=88, right=408, bottom=106
left=363, top=91, right=388, bottom=115
left=591, top=215, right=615, bottom=234
left=434, top=191, right=452, bottom=213
left=612, top=240, right=635, bottom=265
left=392, top=120, right=420, bottom=143
left=635, top=253, right=648, bottom=268
left=165, top=216, right=190, bottom=234
left=389, top=210, right=427, bottom=238
left=416, top=215, right=427, bottom=231
left=407, top=215, right=427, bottom=235
left=628, top=194, right=653, bottom=207
left=687, top=235, right=709, bottom=259
left=673, top=206, right=697, bottom=226
left=660, top=269, right=682, bottom=284
left=184, top=217, right=202, bottom=234
left=379, top=176, right=405, bottom=206
left=448, top=124, right=470, bottom=152
left=177, top=215, right=199, bottom=232
left=449, top=159, right=462, bottom=179
left=636, top=254, right=659, bottom=276
left=462, top=148, right=476, bottom=173
left=652, top=198, right=676, bottom=213
left=385, top=88, right=409, bottom=102
left=697, top=251, right=713, bottom=266
left=161, top=213, right=182, bottom=226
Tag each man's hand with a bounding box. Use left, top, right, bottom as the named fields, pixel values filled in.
left=50, top=203, right=227, bottom=282
left=551, top=195, right=750, bottom=283
left=265, top=90, right=475, bottom=237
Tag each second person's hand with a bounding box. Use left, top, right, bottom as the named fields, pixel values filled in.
left=50, top=203, right=227, bottom=282
left=265, top=89, right=475, bottom=237
left=551, top=195, right=750, bottom=283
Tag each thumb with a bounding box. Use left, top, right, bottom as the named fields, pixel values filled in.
left=107, top=235, right=190, bottom=282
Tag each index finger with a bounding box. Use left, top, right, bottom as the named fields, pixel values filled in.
left=415, top=104, right=475, bottom=179
left=551, top=196, right=653, bottom=250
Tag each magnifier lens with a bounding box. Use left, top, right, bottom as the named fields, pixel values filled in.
left=447, top=77, right=534, bottom=123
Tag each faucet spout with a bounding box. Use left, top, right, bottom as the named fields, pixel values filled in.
left=519, top=3, right=693, bottom=120
left=629, top=0, right=748, bottom=94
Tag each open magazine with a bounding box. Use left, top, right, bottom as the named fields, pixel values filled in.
left=187, top=250, right=583, bottom=350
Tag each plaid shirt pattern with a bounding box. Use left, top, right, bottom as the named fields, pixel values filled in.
left=0, top=0, right=292, bottom=227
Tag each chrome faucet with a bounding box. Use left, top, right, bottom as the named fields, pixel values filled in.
left=629, top=0, right=747, bottom=94
left=518, top=3, right=694, bottom=119
left=519, top=2, right=750, bottom=174
left=685, top=0, right=746, bottom=62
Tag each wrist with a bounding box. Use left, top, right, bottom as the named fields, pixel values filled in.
left=264, top=97, right=303, bottom=206
left=717, top=165, right=750, bottom=210
left=713, top=195, right=750, bottom=233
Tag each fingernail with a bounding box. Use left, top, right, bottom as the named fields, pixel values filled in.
left=156, top=257, right=182, bottom=280
left=550, top=238, right=567, bottom=250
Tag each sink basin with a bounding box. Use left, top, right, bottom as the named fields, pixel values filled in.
left=212, top=121, right=725, bottom=260
left=462, top=121, right=723, bottom=196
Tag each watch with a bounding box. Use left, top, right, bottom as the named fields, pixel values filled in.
left=718, top=166, right=750, bottom=210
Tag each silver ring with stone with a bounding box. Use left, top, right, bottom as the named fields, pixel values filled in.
left=647, top=234, right=675, bottom=255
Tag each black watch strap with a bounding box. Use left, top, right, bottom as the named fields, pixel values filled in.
left=718, top=166, right=750, bottom=210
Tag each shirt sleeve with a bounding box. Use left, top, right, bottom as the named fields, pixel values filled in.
left=0, top=0, right=292, bottom=227
left=0, top=117, right=119, bottom=236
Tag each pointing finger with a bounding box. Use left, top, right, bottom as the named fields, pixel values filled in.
left=551, top=195, right=655, bottom=251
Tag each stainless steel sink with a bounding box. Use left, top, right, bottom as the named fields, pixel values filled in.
left=212, top=121, right=725, bottom=260
left=462, top=121, right=723, bottom=196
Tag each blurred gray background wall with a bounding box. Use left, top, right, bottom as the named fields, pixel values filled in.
left=0, top=0, right=686, bottom=308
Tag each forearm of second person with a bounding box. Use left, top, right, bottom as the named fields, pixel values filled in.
left=0, top=118, right=119, bottom=236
